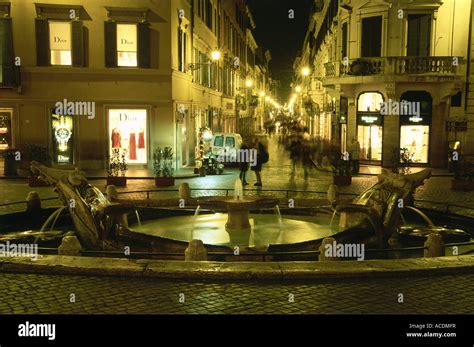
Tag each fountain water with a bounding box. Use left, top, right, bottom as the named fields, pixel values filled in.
left=234, top=179, right=244, bottom=200
left=135, top=210, right=142, bottom=227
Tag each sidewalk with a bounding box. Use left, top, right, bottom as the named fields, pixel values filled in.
left=0, top=166, right=199, bottom=179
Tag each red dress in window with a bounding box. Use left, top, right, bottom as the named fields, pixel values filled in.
left=129, top=133, right=137, bottom=160
left=111, top=129, right=121, bottom=148
left=138, top=130, right=145, bottom=149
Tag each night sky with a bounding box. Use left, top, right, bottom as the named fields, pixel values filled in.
left=247, top=0, right=314, bottom=101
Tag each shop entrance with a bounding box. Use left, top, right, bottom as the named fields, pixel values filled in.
left=399, top=91, right=432, bottom=165
left=358, top=124, right=383, bottom=162
left=356, top=92, right=384, bottom=164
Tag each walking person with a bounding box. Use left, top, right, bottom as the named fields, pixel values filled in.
left=251, top=138, right=268, bottom=186
left=289, top=135, right=301, bottom=176
left=348, top=137, right=361, bottom=174
left=301, top=140, right=313, bottom=180
left=239, top=142, right=250, bottom=186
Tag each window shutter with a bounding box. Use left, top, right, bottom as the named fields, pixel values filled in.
left=35, top=18, right=50, bottom=66
left=138, top=22, right=150, bottom=68
left=0, top=18, right=14, bottom=84
left=104, top=21, right=117, bottom=67
left=72, top=20, right=84, bottom=67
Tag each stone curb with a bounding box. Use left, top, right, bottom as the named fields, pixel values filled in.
left=0, top=254, right=473, bottom=281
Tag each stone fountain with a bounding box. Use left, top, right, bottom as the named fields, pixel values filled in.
left=198, top=179, right=279, bottom=232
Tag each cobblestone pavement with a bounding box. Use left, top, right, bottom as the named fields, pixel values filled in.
left=1, top=136, right=473, bottom=215
left=0, top=272, right=472, bottom=314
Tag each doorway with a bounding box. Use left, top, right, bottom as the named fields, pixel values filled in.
left=358, top=124, right=383, bottom=162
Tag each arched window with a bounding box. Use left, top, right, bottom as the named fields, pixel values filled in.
left=357, top=92, right=384, bottom=112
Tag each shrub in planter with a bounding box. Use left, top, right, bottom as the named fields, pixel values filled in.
left=390, top=147, right=414, bottom=175
left=28, top=144, right=51, bottom=187
left=106, top=148, right=128, bottom=187
left=153, top=147, right=175, bottom=187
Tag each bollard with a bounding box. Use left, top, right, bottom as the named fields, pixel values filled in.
left=26, top=191, right=41, bottom=213
left=58, top=235, right=82, bottom=256
left=185, top=239, right=207, bottom=261
left=179, top=183, right=191, bottom=200
left=318, top=237, right=339, bottom=261
left=424, top=233, right=445, bottom=258
left=106, top=185, right=118, bottom=201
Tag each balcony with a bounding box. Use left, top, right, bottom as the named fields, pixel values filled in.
left=324, top=56, right=464, bottom=83
left=0, top=64, right=21, bottom=89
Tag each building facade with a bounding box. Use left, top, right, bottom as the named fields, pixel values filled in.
left=294, top=0, right=472, bottom=168
left=0, top=0, right=277, bottom=173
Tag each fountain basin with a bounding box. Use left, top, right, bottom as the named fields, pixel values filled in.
left=198, top=197, right=280, bottom=233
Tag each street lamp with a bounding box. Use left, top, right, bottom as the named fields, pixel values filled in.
left=259, top=91, right=266, bottom=97
left=301, top=67, right=310, bottom=76
left=295, top=86, right=302, bottom=93
left=211, top=50, right=221, bottom=61
left=245, top=79, right=254, bottom=88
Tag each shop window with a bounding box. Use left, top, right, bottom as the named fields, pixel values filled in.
left=105, top=21, right=149, bottom=68
left=51, top=112, right=74, bottom=165
left=357, top=92, right=383, bottom=112
left=0, top=112, right=12, bottom=151
left=35, top=4, right=87, bottom=67
left=116, top=24, right=137, bottom=66
left=108, top=109, right=147, bottom=164
left=49, top=21, right=72, bottom=66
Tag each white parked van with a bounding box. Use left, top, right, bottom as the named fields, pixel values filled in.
left=210, top=133, right=243, bottom=164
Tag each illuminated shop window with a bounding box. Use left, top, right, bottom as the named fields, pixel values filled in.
left=49, top=21, right=72, bottom=66
left=109, top=109, right=147, bottom=164
left=51, top=113, right=74, bottom=164
left=117, top=24, right=138, bottom=67
left=357, top=92, right=384, bottom=112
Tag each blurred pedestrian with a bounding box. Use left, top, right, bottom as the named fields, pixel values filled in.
left=239, top=142, right=250, bottom=185
left=348, top=137, right=361, bottom=174
left=251, top=138, right=268, bottom=186
left=289, top=135, right=301, bottom=176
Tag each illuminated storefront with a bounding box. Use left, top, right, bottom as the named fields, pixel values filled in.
left=0, top=111, right=12, bottom=151
left=108, top=109, right=147, bottom=164
left=357, top=92, right=384, bottom=163
left=51, top=112, right=74, bottom=164
left=399, top=92, right=432, bottom=164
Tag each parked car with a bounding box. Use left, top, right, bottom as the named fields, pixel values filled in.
left=210, top=133, right=243, bottom=166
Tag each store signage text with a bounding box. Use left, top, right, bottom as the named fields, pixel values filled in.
left=409, top=116, right=423, bottom=123
left=54, top=99, right=95, bottom=119
left=361, top=116, right=378, bottom=124
left=380, top=100, right=420, bottom=117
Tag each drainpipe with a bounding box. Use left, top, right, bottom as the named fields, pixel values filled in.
left=465, top=0, right=472, bottom=111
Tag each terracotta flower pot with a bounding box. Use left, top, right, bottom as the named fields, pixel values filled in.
left=155, top=177, right=175, bottom=187
left=106, top=176, right=127, bottom=187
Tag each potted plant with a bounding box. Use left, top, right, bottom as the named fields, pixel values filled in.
left=451, top=159, right=474, bottom=191
left=28, top=144, right=51, bottom=187
left=153, top=147, right=175, bottom=187
left=332, top=155, right=352, bottom=186
left=106, top=148, right=128, bottom=187
left=390, top=147, right=414, bottom=175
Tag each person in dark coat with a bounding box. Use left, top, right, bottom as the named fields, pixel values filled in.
left=239, top=142, right=250, bottom=185
left=251, top=138, right=266, bottom=186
